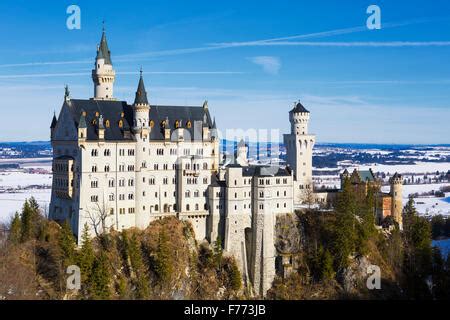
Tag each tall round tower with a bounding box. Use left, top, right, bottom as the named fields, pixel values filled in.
left=284, top=101, right=316, bottom=204
left=132, top=70, right=150, bottom=229
left=390, top=173, right=403, bottom=230
left=92, top=27, right=115, bottom=100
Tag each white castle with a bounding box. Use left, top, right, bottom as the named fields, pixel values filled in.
left=49, top=29, right=318, bottom=297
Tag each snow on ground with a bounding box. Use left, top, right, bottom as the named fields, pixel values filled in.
left=0, top=189, right=51, bottom=223
left=0, top=170, right=52, bottom=189
left=381, top=183, right=450, bottom=217
left=353, top=162, right=450, bottom=175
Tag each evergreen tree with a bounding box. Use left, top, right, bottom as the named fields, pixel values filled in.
left=89, top=252, right=111, bottom=299
left=331, top=180, right=357, bottom=270
left=155, top=229, right=174, bottom=283
left=213, top=235, right=223, bottom=270
left=8, top=212, right=22, bottom=244
left=127, top=233, right=149, bottom=299
left=78, top=224, right=95, bottom=284
left=321, top=249, right=336, bottom=281
left=228, top=260, right=242, bottom=292
left=20, top=200, right=34, bottom=242
left=58, top=220, right=77, bottom=267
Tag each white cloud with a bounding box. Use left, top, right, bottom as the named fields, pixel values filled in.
left=249, top=56, right=281, bottom=75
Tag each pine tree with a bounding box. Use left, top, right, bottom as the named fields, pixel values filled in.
left=78, top=224, right=95, bottom=284
left=20, top=200, right=34, bottom=242
left=89, top=252, right=111, bottom=300
left=155, top=229, right=174, bottom=283
left=229, top=260, right=242, bottom=292
left=58, top=220, right=76, bottom=267
left=213, top=235, right=223, bottom=270
left=127, top=234, right=149, bottom=299
left=332, top=177, right=358, bottom=270
left=8, top=212, right=22, bottom=244
left=321, top=249, right=336, bottom=281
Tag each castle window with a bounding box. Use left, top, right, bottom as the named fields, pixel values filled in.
left=104, top=165, right=110, bottom=172
left=95, top=112, right=99, bottom=117
left=109, top=194, right=114, bottom=201
left=186, top=204, right=190, bottom=211
left=91, top=149, right=98, bottom=157
left=194, top=190, right=200, bottom=197
left=108, top=179, right=115, bottom=187
left=186, top=121, right=192, bottom=128
left=91, top=180, right=98, bottom=188
left=104, top=149, right=111, bottom=156
left=128, top=193, right=134, bottom=200
left=91, top=195, right=98, bottom=202
left=105, top=120, right=110, bottom=128
left=119, top=179, right=125, bottom=187
left=92, top=165, right=97, bottom=172
left=175, top=120, right=179, bottom=128
left=118, top=120, right=123, bottom=128
left=128, top=179, right=134, bottom=187
left=150, top=120, right=154, bottom=128
left=155, top=205, right=159, bottom=211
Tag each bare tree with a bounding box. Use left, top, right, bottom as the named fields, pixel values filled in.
left=84, top=198, right=113, bottom=237
left=304, top=188, right=315, bottom=210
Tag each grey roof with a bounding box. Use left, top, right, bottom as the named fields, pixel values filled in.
left=65, top=99, right=213, bottom=141
left=290, top=101, right=309, bottom=114
left=98, top=31, right=112, bottom=65
left=134, top=72, right=148, bottom=105
left=353, top=169, right=376, bottom=182
left=241, top=165, right=291, bottom=177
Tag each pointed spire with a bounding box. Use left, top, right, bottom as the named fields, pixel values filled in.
left=203, top=100, right=208, bottom=109
left=50, top=112, right=57, bottom=129
left=212, top=117, right=217, bottom=129
left=98, top=23, right=112, bottom=65
left=134, top=69, right=148, bottom=105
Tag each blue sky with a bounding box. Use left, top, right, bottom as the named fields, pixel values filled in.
left=0, top=0, right=449, bottom=143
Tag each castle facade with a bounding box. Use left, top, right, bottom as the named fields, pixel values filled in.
left=49, top=29, right=403, bottom=297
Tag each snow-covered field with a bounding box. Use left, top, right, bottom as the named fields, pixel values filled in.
left=0, top=189, right=51, bottom=222
left=0, top=160, right=52, bottom=223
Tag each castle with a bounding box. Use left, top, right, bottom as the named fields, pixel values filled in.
left=49, top=29, right=403, bottom=297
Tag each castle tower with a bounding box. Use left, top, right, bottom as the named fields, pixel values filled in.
left=92, top=26, right=115, bottom=100
left=249, top=172, right=276, bottom=297
left=390, top=173, right=403, bottom=230
left=283, top=101, right=316, bottom=205
left=132, top=70, right=151, bottom=228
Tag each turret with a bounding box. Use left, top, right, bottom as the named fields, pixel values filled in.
left=289, top=101, right=310, bottom=135
left=202, top=102, right=210, bottom=141
left=92, top=25, right=115, bottom=100
left=390, top=172, right=403, bottom=230
left=132, top=69, right=150, bottom=137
